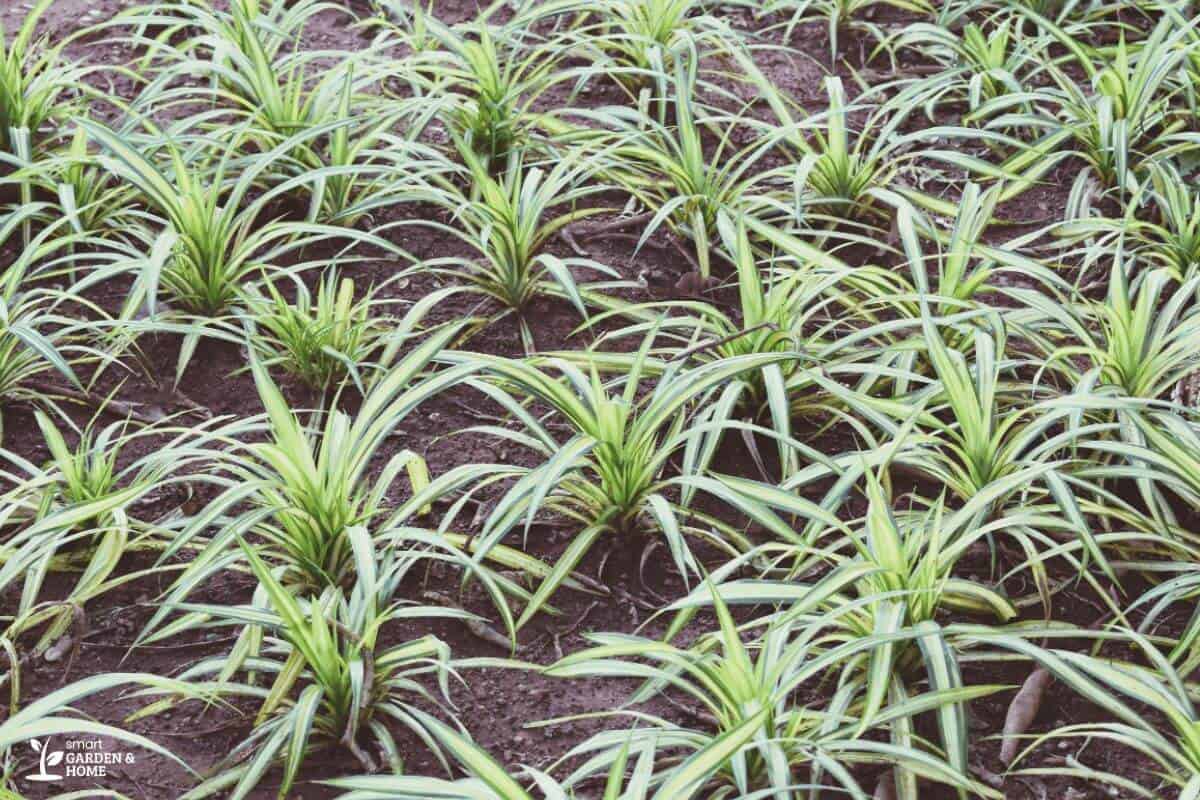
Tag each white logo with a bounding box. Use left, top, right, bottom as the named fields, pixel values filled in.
left=25, top=738, right=64, bottom=782
left=19, top=737, right=135, bottom=782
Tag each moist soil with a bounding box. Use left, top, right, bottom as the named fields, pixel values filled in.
left=0, top=1, right=1183, bottom=799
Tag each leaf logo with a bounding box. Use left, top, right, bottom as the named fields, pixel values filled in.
left=25, top=737, right=64, bottom=782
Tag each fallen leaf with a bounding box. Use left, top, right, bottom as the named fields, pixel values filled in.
left=1001, top=666, right=1053, bottom=764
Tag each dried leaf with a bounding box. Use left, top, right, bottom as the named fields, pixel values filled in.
left=43, top=636, right=72, bottom=663
left=1001, top=666, right=1053, bottom=764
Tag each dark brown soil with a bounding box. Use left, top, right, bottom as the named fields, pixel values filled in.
left=0, top=2, right=1184, bottom=799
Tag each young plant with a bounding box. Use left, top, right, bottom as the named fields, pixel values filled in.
left=146, top=325, right=471, bottom=604
left=326, top=711, right=657, bottom=799
left=201, top=0, right=353, bottom=137
left=120, top=0, right=402, bottom=222
left=711, top=312, right=1125, bottom=614
left=296, top=82, right=423, bottom=228
left=594, top=53, right=783, bottom=277
left=81, top=117, right=407, bottom=324
left=890, top=18, right=1045, bottom=114
left=1077, top=409, right=1200, bottom=539
left=739, top=73, right=990, bottom=229
left=547, top=583, right=1003, bottom=800
left=891, top=184, right=1067, bottom=310
left=1030, top=263, right=1200, bottom=402
left=587, top=211, right=909, bottom=478
left=889, top=316, right=1071, bottom=504
left=0, top=213, right=108, bottom=427
left=0, top=0, right=86, bottom=158
left=760, top=0, right=933, bottom=64
left=663, top=472, right=1017, bottom=793
left=413, top=141, right=617, bottom=350
left=567, top=0, right=752, bottom=95
left=40, top=127, right=140, bottom=237
left=973, top=19, right=1191, bottom=206
left=0, top=289, right=80, bottom=419
left=400, top=343, right=797, bottom=629
left=1060, top=163, right=1200, bottom=283
left=155, top=533, right=464, bottom=800
left=242, top=272, right=395, bottom=393
left=408, top=18, right=564, bottom=166
left=0, top=410, right=229, bottom=658
left=120, top=0, right=343, bottom=130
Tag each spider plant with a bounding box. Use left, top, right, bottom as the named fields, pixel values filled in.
left=126, top=0, right=333, bottom=61
left=410, top=140, right=618, bottom=350
left=0, top=289, right=80, bottom=419
left=760, top=0, right=933, bottom=65
left=1131, top=556, right=1200, bottom=677
left=567, top=0, right=753, bottom=95
left=1011, top=255, right=1200, bottom=539
left=80, top=117, right=408, bottom=322
left=199, top=0, right=354, bottom=138
left=0, top=0, right=86, bottom=158
left=120, top=0, right=344, bottom=127
left=789, top=77, right=908, bottom=223
left=141, top=0, right=415, bottom=224
left=589, top=53, right=784, bottom=277
left=154, top=534, right=466, bottom=800
left=713, top=311, right=1128, bottom=611
left=402, top=343, right=799, bottom=630
left=1058, top=162, right=1200, bottom=283
left=241, top=272, right=402, bottom=393
left=1002, top=0, right=1109, bottom=20
left=890, top=183, right=1069, bottom=311
left=408, top=17, right=565, bottom=166
left=326, top=710, right=660, bottom=799
left=362, top=0, right=438, bottom=49
left=583, top=211, right=908, bottom=478
left=1028, top=263, right=1200, bottom=402
left=973, top=18, right=1192, bottom=206
left=889, top=18, right=1045, bottom=115
left=546, top=582, right=1004, bottom=799
left=1077, top=408, right=1200, bottom=539
left=875, top=315, right=1075, bottom=505
left=145, top=324, right=474, bottom=605
left=38, top=127, right=141, bottom=238
left=738, top=74, right=992, bottom=229
left=294, top=82, right=422, bottom=228
left=659, top=471, right=1019, bottom=787
left=0, top=410, right=231, bottom=658
left=0, top=214, right=108, bottom=426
